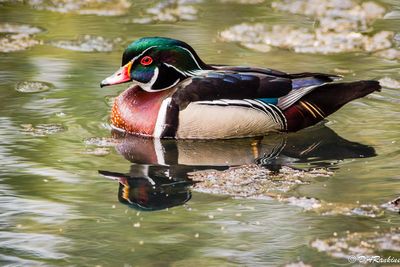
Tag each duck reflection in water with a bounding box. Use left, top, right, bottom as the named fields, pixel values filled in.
left=99, top=126, right=376, bottom=211
left=100, top=167, right=193, bottom=211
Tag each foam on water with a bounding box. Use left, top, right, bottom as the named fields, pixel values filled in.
left=15, top=81, right=54, bottom=93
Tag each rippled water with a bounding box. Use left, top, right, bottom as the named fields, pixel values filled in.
left=1, top=0, right=399, bottom=266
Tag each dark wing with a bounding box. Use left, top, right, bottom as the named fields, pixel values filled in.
left=213, top=65, right=340, bottom=81
left=170, top=69, right=340, bottom=110
left=211, top=65, right=289, bottom=77
left=170, top=71, right=292, bottom=110
left=161, top=69, right=339, bottom=137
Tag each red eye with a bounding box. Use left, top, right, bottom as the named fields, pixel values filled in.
left=140, top=56, right=153, bottom=66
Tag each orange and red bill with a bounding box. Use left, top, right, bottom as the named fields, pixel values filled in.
left=100, top=61, right=132, bottom=88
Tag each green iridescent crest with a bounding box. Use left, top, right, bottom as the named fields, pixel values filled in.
left=122, top=37, right=206, bottom=72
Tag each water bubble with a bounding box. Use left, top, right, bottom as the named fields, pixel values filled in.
left=333, top=68, right=353, bottom=74
left=15, top=81, right=54, bottom=93
left=220, top=0, right=265, bottom=4
left=0, top=23, right=42, bottom=35
left=384, top=11, right=400, bottom=20
left=81, top=147, right=110, bottom=156
left=311, top=227, right=400, bottom=260
left=20, top=123, right=65, bottom=136
left=127, top=0, right=201, bottom=24
left=52, top=35, right=118, bottom=52
left=191, top=165, right=330, bottom=198
left=25, top=0, right=131, bottom=16
left=240, top=42, right=272, bottom=52
left=56, top=112, right=66, bottom=117
left=284, top=262, right=312, bottom=267
left=220, top=0, right=395, bottom=58
left=0, top=23, right=43, bottom=52
left=374, top=48, right=400, bottom=60
left=394, top=33, right=400, bottom=47
left=84, top=137, right=120, bottom=147
left=379, top=77, right=400, bottom=89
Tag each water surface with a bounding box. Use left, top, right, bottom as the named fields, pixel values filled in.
left=0, top=1, right=399, bottom=266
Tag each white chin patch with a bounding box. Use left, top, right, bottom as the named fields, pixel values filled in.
left=142, top=67, right=159, bottom=92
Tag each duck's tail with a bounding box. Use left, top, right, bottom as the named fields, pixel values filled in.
left=283, top=80, right=381, bottom=132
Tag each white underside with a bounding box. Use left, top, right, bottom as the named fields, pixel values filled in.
left=176, top=103, right=281, bottom=139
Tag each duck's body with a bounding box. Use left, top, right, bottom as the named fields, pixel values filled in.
left=101, top=37, right=380, bottom=139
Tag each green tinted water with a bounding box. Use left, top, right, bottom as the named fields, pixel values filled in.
left=0, top=1, right=399, bottom=266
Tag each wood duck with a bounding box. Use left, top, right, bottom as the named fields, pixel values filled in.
left=100, top=37, right=381, bottom=139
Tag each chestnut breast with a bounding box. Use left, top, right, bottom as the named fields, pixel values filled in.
left=111, top=86, right=176, bottom=136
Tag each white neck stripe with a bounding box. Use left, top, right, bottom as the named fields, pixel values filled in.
left=131, top=45, right=158, bottom=63
left=164, top=63, right=187, bottom=77
left=177, top=46, right=203, bottom=70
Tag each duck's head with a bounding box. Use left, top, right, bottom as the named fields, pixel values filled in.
left=100, top=37, right=207, bottom=92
